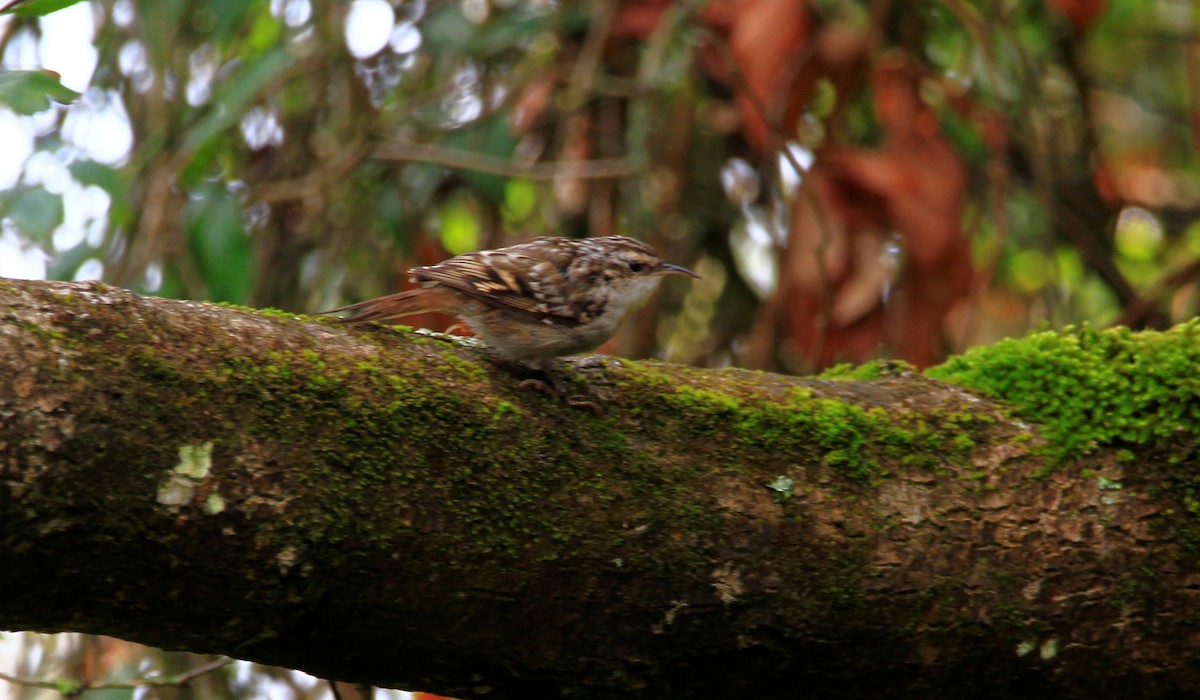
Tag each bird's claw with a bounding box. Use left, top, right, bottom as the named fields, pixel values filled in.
left=518, top=374, right=603, bottom=414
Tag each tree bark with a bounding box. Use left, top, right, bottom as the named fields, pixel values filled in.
left=0, top=277, right=1196, bottom=699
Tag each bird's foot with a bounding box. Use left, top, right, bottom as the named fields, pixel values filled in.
left=517, top=364, right=602, bottom=414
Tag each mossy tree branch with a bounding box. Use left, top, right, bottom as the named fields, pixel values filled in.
left=1, top=278, right=1198, bottom=698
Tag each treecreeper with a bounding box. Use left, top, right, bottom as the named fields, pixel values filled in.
left=323, top=236, right=697, bottom=382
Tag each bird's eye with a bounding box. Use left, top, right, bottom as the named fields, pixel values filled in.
left=627, top=261, right=644, bottom=273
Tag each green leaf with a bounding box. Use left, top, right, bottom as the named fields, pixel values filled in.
left=133, top=0, right=188, bottom=67
left=155, top=264, right=187, bottom=299
left=0, top=70, right=80, bottom=114
left=184, top=48, right=292, bottom=151
left=68, top=159, right=133, bottom=228
left=51, top=678, right=81, bottom=695
left=438, top=198, right=481, bottom=255
left=469, top=9, right=543, bottom=58
left=45, top=240, right=96, bottom=281
left=243, top=3, right=284, bottom=53
left=421, top=3, right=476, bottom=54
left=0, top=0, right=88, bottom=16
left=202, top=0, right=265, bottom=44
left=3, top=187, right=64, bottom=244
left=185, top=184, right=252, bottom=304
left=502, top=179, right=537, bottom=222
left=179, top=47, right=292, bottom=183
left=422, top=3, right=545, bottom=58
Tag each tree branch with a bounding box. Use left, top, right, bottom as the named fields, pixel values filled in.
left=372, top=142, right=644, bottom=180
left=1, top=278, right=1197, bottom=698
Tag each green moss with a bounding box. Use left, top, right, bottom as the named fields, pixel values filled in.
left=492, top=400, right=522, bottom=419
left=298, top=348, right=323, bottom=366
left=193, top=340, right=640, bottom=562
left=820, top=359, right=917, bottom=380
left=662, top=386, right=743, bottom=434
left=928, top=321, right=1200, bottom=550
left=659, top=381, right=984, bottom=481
left=928, top=320, right=1200, bottom=462
left=618, top=362, right=675, bottom=390
left=129, top=347, right=183, bottom=383
left=437, top=349, right=489, bottom=382
left=13, top=319, right=74, bottom=345
left=665, top=385, right=743, bottom=413
left=255, top=306, right=308, bottom=321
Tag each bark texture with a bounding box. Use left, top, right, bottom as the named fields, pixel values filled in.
left=1, top=277, right=1197, bottom=699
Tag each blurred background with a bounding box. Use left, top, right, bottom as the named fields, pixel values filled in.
left=1, top=0, right=1197, bottom=696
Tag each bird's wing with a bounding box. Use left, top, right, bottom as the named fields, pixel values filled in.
left=411, top=237, right=587, bottom=326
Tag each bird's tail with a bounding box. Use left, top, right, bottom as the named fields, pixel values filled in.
left=320, top=287, right=459, bottom=325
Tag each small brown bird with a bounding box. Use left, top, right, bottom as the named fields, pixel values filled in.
left=324, top=236, right=697, bottom=367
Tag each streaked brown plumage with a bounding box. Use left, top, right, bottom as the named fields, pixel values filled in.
left=323, top=236, right=697, bottom=367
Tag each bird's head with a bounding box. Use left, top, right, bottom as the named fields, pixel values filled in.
left=584, top=236, right=698, bottom=315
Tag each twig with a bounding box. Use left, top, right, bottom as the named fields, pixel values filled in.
left=0, top=657, right=235, bottom=696
left=1114, top=256, right=1199, bottom=328
left=563, top=0, right=617, bottom=111
left=252, top=140, right=371, bottom=203
left=329, top=679, right=374, bottom=700
left=372, top=142, right=644, bottom=180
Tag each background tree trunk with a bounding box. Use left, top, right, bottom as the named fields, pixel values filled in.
left=0, top=278, right=1196, bottom=699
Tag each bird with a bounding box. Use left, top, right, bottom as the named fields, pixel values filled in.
left=322, top=235, right=698, bottom=368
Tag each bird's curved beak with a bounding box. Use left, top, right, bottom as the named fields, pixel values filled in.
left=659, top=263, right=700, bottom=278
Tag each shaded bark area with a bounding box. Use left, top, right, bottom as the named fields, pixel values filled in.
left=0, top=278, right=1197, bottom=699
